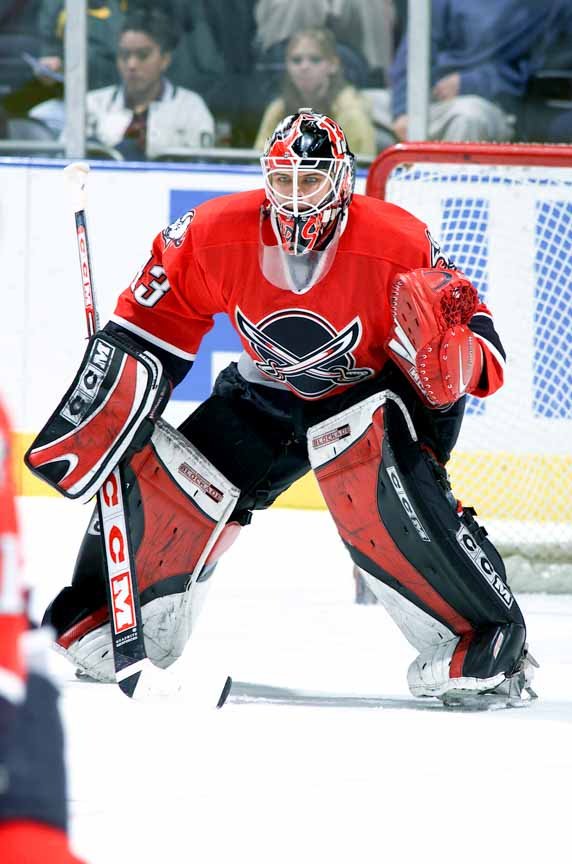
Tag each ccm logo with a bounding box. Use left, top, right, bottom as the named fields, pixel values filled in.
left=102, top=473, right=119, bottom=508
left=101, top=472, right=136, bottom=632
left=387, top=466, right=430, bottom=542
left=60, top=338, right=113, bottom=427
left=456, top=525, right=514, bottom=609
left=110, top=572, right=135, bottom=633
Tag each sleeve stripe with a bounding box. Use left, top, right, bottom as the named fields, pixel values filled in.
left=110, top=315, right=197, bottom=361
left=474, top=332, right=507, bottom=371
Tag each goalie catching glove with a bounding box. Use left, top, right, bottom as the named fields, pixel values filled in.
left=25, top=331, right=170, bottom=503
left=385, top=268, right=484, bottom=407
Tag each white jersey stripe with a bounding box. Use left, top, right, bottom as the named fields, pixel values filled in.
left=110, top=315, right=197, bottom=361
left=474, top=332, right=507, bottom=371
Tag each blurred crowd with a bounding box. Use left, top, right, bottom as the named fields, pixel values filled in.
left=0, top=0, right=572, bottom=160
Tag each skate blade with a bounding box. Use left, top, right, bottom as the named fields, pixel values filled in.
left=441, top=688, right=537, bottom=711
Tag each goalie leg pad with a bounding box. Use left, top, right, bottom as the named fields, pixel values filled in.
left=308, top=390, right=527, bottom=692
left=44, top=419, right=240, bottom=681
left=354, top=565, right=456, bottom=651
left=25, top=332, right=169, bottom=503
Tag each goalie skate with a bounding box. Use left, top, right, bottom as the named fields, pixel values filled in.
left=440, top=648, right=539, bottom=710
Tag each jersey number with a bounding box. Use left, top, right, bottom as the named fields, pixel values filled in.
left=132, top=264, right=171, bottom=307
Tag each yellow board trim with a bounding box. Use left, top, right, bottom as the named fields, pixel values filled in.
left=447, top=450, right=572, bottom=522
left=14, top=432, right=572, bottom=522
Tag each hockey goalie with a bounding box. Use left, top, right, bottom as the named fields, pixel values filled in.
left=26, top=109, right=536, bottom=707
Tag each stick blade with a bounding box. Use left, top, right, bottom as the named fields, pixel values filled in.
left=118, top=671, right=141, bottom=698
left=63, top=161, right=90, bottom=213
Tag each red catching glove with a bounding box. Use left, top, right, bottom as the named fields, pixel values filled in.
left=385, top=268, right=483, bottom=407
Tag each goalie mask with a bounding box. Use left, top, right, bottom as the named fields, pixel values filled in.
left=260, top=110, right=355, bottom=293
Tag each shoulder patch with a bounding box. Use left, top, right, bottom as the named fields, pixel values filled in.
left=162, top=210, right=195, bottom=249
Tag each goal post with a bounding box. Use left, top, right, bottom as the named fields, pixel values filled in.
left=367, top=142, right=572, bottom=592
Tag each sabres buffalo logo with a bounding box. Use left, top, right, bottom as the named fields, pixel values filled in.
left=236, top=307, right=373, bottom=398
left=162, top=210, right=195, bottom=249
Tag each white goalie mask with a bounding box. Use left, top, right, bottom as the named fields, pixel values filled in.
left=259, top=110, right=355, bottom=293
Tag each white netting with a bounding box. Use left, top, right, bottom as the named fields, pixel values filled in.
left=380, top=157, right=572, bottom=592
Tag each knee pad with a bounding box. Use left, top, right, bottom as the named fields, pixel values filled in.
left=308, top=390, right=526, bottom=685
left=47, top=419, right=241, bottom=681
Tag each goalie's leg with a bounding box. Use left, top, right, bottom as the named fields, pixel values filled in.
left=43, top=363, right=313, bottom=683
left=43, top=420, right=241, bottom=682
left=308, top=390, right=536, bottom=702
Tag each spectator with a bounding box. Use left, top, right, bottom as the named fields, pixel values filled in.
left=85, top=7, right=215, bottom=160
left=36, top=1, right=125, bottom=91
left=0, top=0, right=42, bottom=97
left=389, top=0, right=543, bottom=143
left=254, top=28, right=376, bottom=156
left=254, top=0, right=395, bottom=87
left=516, top=0, right=572, bottom=142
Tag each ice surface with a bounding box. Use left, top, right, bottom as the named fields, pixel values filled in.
left=19, top=499, right=572, bottom=864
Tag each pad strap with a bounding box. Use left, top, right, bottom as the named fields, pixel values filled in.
left=25, top=333, right=168, bottom=503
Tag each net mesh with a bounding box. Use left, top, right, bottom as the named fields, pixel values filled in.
left=379, top=157, right=572, bottom=592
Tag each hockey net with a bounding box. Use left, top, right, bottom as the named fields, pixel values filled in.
left=367, top=143, right=572, bottom=593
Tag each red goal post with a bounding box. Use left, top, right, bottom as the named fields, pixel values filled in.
left=366, top=141, right=572, bottom=199
left=366, top=142, right=572, bottom=591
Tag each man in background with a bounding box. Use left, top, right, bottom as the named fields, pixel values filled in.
left=85, top=6, right=215, bottom=159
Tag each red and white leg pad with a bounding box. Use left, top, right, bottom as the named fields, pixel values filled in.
left=55, top=419, right=240, bottom=682
left=308, top=390, right=528, bottom=699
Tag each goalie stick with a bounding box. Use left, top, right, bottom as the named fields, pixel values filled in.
left=64, top=162, right=167, bottom=699
left=217, top=679, right=536, bottom=712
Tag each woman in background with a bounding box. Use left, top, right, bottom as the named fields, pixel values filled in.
left=254, top=27, right=376, bottom=155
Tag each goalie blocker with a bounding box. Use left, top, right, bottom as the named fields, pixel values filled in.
left=308, top=391, right=535, bottom=701
left=25, top=332, right=170, bottom=504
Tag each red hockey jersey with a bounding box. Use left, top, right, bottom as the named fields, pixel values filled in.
left=113, top=190, right=505, bottom=401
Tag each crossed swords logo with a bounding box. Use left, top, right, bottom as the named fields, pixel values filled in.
left=236, top=307, right=372, bottom=389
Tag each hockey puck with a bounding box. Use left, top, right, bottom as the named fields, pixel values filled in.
left=216, top=675, right=233, bottom=708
